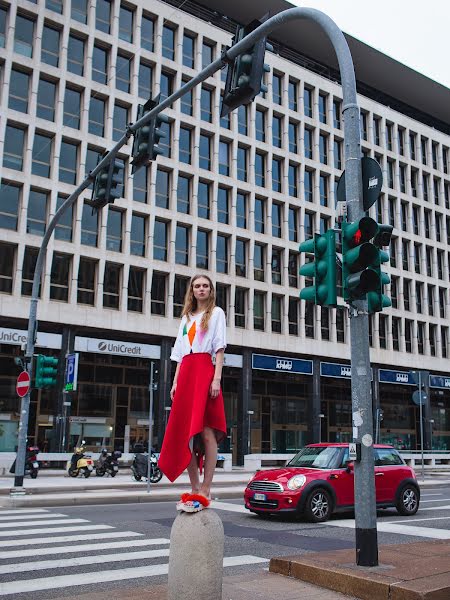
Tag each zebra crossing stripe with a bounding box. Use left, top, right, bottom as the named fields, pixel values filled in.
left=0, top=518, right=88, bottom=529
left=0, top=509, right=49, bottom=515
left=0, top=538, right=170, bottom=559
left=0, top=524, right=113, bottom=537
left=5, top=531, right=143, bottom=547
left=0, top=555, right=269, bottom=595
left=0, top=513, right=67, bottom=521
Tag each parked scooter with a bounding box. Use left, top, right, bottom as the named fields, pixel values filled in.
left=9, top=444, right=40, bottom=479
left=95, top=449, right=121, bottom=477
left=131, top=443, right=163, bottom=483
left=67, top=441, right=94, bottom=478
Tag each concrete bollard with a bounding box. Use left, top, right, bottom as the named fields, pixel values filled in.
left=168, top=509, right=224, bottom=600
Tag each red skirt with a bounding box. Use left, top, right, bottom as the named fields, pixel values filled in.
left=158, top=353, right=227, bottom=482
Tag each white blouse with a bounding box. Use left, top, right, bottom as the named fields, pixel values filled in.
left=170, top=306, right=227, bottom=362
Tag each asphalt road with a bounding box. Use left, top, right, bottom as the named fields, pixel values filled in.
left=0, top=485, right=449, bottom=599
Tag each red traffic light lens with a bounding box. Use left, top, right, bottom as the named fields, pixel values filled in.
left=353, top=229, right=362, bottom=244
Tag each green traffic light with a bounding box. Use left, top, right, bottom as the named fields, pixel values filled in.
left=299, top=230, right=337, bottom=306
left=35, top=355, right=58, bottom=389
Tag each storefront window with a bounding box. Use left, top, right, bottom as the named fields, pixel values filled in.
left=77, top=384, right=112, bottom=416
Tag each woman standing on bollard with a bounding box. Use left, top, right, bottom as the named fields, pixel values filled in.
left=158, top=274, right=227, bottom=512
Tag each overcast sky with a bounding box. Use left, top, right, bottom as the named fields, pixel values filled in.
left=289, top=1, right=450, bottom=88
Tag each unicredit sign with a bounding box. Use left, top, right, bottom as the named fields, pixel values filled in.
left=0, top=327, right=61, bottom=349
left=75, top=336, right=160, bottom=359
left=97, top=341, right=142, bottom=355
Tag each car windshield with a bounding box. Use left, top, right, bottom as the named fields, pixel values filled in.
left=287, top=446, right=340, bottom=469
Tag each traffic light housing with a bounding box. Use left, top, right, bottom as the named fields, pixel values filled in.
left=221, top=16, right=272, bottom=117
left=341, top=217, right=393, bottom=312
left=299, top=230, right=337, bottom=306
left=91, top=155, right=123, bottom=211
left=34, top=355, right=58, bottom=389
left=131, top=94, right=169, bottom=174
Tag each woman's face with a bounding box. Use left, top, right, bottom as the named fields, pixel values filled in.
left=192, top=277, right=211, bottom=302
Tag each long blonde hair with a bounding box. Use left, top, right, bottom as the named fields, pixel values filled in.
left=182, top=274, right=216, bottom=330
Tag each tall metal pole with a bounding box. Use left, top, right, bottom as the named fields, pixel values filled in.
left=419, top=370, right=424, bottom=481
left=147, top=362, right=155, bottom=494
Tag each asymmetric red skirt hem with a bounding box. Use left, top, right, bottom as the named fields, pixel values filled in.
left=158, top=353, right=227, bottom=482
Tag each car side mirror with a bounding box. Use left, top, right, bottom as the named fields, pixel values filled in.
left=345, top=460, right=354, bottom=474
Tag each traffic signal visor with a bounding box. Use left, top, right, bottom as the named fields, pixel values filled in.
left=299, top=230, right=337, bottom=306
left=35, top=355, right=58, bottom=388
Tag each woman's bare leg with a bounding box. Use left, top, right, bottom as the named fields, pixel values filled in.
left=199, top=427, right=217, bottom=498
left=186, top=451, right=200, bottom=494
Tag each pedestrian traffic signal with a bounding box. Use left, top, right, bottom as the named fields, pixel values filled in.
left=298, top=230, right=337, bottom=306
left=342, top=217, right=393, bottom=312
left=367, top=224, right=393, bottom=313
left=34, top=355, right=58, bottom=389
left=221, top=17, right=273, bottom=117
left=91, top=156, right=123, bottom=211
left=131, top=95, right=169, bottom=174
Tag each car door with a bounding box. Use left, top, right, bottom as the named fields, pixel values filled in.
left=329, top=448, right=355, bottom=507
left=375, top=448, right=405, bottom=502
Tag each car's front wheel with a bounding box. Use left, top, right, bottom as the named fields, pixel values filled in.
left=304, top=488, right=332, bottom=522
left=395, top=483, right=419, bottom=516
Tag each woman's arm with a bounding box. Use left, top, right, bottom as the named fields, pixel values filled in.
left=170, top=362, right=182, bottom=400
left=210, top=349, right=224, bottom=398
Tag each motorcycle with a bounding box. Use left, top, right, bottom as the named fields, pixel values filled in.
left=67, top=441, right=94, bottom=478
left=131, top=444, right=163, bottom=483
left=9, top=445, right=40, bottom=479
left=95, top=449, right=121, bottom=477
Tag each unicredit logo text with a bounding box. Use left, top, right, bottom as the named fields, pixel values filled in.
left=97, top=341, right=142, bottom=355
left=0, top=331, right=27, bottom=343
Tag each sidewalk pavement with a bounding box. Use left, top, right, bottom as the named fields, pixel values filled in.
left=1, top=469, right=449, bottom=508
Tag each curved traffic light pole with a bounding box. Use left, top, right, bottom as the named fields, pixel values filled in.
left=13, top=6, right=377, bottom=566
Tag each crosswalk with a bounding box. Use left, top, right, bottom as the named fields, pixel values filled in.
left=0, top=507, right=268, bottom=597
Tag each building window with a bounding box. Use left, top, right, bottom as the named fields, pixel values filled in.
left=67, top=35, right=84, bottom=76
left=288, top=298, right=299, bottom=335
left=155, top=169, right=170, bottom=209
left=272, top=73, right=282, bottom=104
left=238, top=105, right=248, bottom=135
left=198, top=133, right=211, bottom=171
left=442, top=327, right=448, bottom=359
left=59, top=141, right=78, bottom=185
left=113, top=104, right=128, bottom=142
left=179, top=127, right=192, bottom=164
left=304, top=87, right=312, bottom=118
left=201, top=87, right=213, bottom=123
left=81, top=203, right=98, bottom=246
left=119, top=5, right=134, bottom=43
left=181, top=84, right=193, bottom=116
left=96, top=0, right=111, bottom=33
left=305, top=304, right=314, bottom=338
left=304, top=169, right=313, bottom=202
left=237, top=146, right=248, bottom=182
left=235, top=239, right=246, bottom=277
left=422, top=174, right=429, bottom=202
left=0, top=183, right=19, bottom=231
left=175, top=224, right=189, bottom=265
left=71, top=0, right=88, bottom=24
left=254, top=292, right=265, bottom=331
left=333, top=99, right=341, bottom=129
left=219, top=141, right=230, bottom=176
left=254, top=243, right=265, bottom=282
left=385, top=123, right=393, bottom=151
left=321, top=307, right=330, bottom=340
left=154, top=219, right=168, bottom=261
left=271, top=248, right=282, bottom=284
left=177, top=174, right=190, bottom=214
left=304, top=127, right=313, bottom=159
left=272, top=158, right=282, bottom=193
left=235, top=288, right=246, bottom=328
left=272, top=203, right=282, bottom=237
left=217, top=187, right=229, bottom=224
left=392, top=317, right=400, bottom=351
left=128, top=267, right=144, bottom=312
left=215, top=283, right=228, bottom=315
left=398, top=128, right=405, bottom=155
left=399, top=165, right=406, bottom=193
left=21, top=247, right=40, bottom=296
left=429, top=324, right=437, bottom=357
left=50, top=253, right=71, bottom=302
left=255, top=152, right=265, bottom=187
left=255, top=198, right=265, bottom=234
left=288, top=207, right=298, bottom=242
left=92, top=45, right=108, bottom=85
left=255, top=109, right=265, bottom=142
left=141, top=14, right=154, bottom=52
left=9, top=69, right=29, bottom=113
left=319, top=175, right=329, bottom=207
left=405, top=319, right=412, bottom=353
left=88, top=96, right=106, bottom=136
left=54, top=195, right=73, bottom=242
left=37, top=78, right=56, bottom=121
left=216, top=234, right=228, bottom=274
left=319, top=133, right=328, bottom=164
left=116, top=53, right=131, bottom=93
left=151, top=272, right=166, bottom=315
left=0, top=243, right=15, bottom=294
left=106, top=209, right=123, bottom=252
left=236, top=192, right=247, bottom=228
left=183, top=34, right=195, bottom=68
left=373, top=117, right=381, bottom=145
left=271, top=296, right=282, bottom=333
left=31, top=133, right=52, bottom=178
left=3, top=125, right=25, bottom=171
left=334, top=140, right=342, bottom=170
left=160, top=71, right=173, bottom=101
left=417, top=322, right=424, bottom=355
left=336, top=307, right=345, bottom=343
left=103, top=262, right=121, bottom=309
left=202, top=41, right=214, bottom=68
left=63, top=88, right=81, bottom=129
left=288, top=80, right=298, bottom=111
left=196, top=230, right=209, bottom=270
left=318, top=93, right=327, bottom=124
left=272, top=115, right=282, bottom=148
left=288, top=252, right=298, bottom=287
left=288, top=164, right=298, bottom=197
left=77, top=258, right=96, bottom=305
left=288, top=121, right=298, bottom=154
left=162, top=24, right=175, bottom=60
left=41, top=25, right=60, bottom=67
left=27, top=190, right=47, bottom=235
left=378, top=315, right=387, bottom=349
left=130, top=214, right=146, bottom=256
left=138, top=62, right=152, bottom=99
left=173, top=276, right=189, bottom=317
left=14, top=15, right=34, bottom=57
left=197, top=181, right=210, bottom=219
left=416, top=282, right=423, bottom=313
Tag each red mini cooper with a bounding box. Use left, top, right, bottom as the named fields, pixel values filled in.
left=244, top=443, right=420, bottom=522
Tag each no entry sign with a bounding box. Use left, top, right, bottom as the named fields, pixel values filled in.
left=16, top=371, right=30, bottom=397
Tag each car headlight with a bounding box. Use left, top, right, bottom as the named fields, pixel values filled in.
left=286, top=474, right=306, bottom=490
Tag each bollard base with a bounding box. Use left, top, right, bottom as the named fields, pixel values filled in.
left=168, top=509, right=224, bottom=600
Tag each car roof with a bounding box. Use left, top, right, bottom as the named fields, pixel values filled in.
left=306, top=443, right=395, bottom=449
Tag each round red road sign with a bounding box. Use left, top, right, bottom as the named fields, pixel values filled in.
left=16, top=371, right=30, bottom=397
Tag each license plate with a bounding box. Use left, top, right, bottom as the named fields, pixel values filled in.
left=254, top=493, right=266, bottom=501
left=32, top=462, right=39, bottom=468
left=113, top=465, right=118, bottom=470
